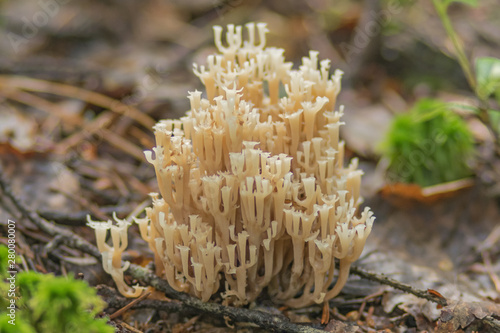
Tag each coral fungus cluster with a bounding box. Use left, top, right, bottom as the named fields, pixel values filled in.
left=89, top=22, right=375, bottom=308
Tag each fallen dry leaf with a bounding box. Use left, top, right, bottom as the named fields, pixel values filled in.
left=437, top=300, right=500, bottom=332
left=0, top=105, right=37, bottom=152
left=379, top=178, right=474, bottom=205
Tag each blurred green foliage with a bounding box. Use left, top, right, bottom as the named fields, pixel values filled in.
left=475, top=57, right=500, bottom=133
left=0, top=245, right=114, bottom=333
left=476, top=57, right=500, bottom=103
left=381, top=98, right=474, bottom=187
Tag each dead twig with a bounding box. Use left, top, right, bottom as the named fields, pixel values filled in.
left=54, top=186, right=110, bottom=221
left=0, top=75, right=155, bottom=128
left=97, top=285, right=196, bottom=316
left=350, top=265, right=448, bottom=306
left=478, top=225, right=500, bottom=253
left=481, top=251, right=500, bottom=293
left=0, top=76, right=155, bottom=161
left=356, top=290, right=385, bottom=321
left=99, top=128, right=146, bottom=161
left=54, top=111, right=115, bottom=153
left=109, top=291, right=152, bottom=320
left=0, top=89, right=82, bottom=126
left=115, top=320, right=144, bottom=333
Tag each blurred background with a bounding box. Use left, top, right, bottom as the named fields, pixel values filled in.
left=2, top=0, right=499, bottom=113
left=1, top=0, right=500, bottom=331
left=1, top=0, right=499, bottom=161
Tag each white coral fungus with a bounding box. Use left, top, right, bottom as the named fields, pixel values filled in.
left=89, top=22, right=374, bottom=308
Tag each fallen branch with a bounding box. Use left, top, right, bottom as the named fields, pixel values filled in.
left=350, top=265, right=447, bottom=306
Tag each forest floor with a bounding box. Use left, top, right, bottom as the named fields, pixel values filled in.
left=0, top=0, right=499, bottom=332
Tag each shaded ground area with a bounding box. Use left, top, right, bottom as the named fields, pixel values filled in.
left=0, top=0, right=499, bottom=332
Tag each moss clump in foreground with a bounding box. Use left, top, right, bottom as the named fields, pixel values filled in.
left=0, top=245, right=113, bottom=333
